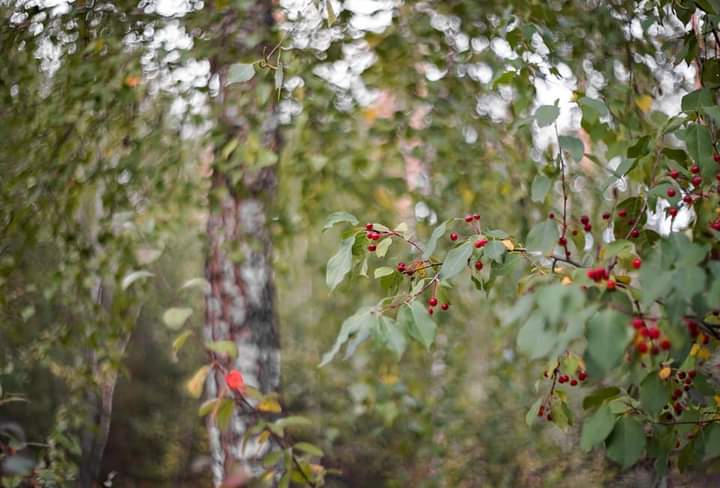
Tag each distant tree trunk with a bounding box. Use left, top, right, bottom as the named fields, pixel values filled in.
left=203, top=1, right=281, bottom=485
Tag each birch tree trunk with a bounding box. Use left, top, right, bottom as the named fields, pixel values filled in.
left=203, top=1, right=281, bottom=485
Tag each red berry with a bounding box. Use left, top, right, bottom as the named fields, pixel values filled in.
left=473, top=214, right=481, bottom=221
left=660, top=339, right=671, bottom=350
left=691, top=164, right=700, bottom=174
left=632, top=318, right=644, bottom=330
left=365, top=223, right=374, bottom=231
left=548, top=212, right=555, bottom=219
left=538, top=406, right=545, bottom=416
left=578, top=371, right=588, bottom=381
left=632, top=257, right=642, bottom=269
left=584, top=223, right=592, bottom=232
left=673, top=389, right=682, bottom=399
left=702, top=334, right=710, bottom=344
left=692, top=175, right=702, bottom=186
left=558, top=237, right=567, bottom=246
left=474, top=260, right=483, bottom=270
left=683, top=195, right=693, bottom=204
left=716, top=173, right=720, bottom=182
left=368, top=244, right=377, bottom=252
left=618, top=209, right=628, bottom=218
left=464, top=215, right=473, bottom=223
left=630, top=229, right=640, bottom=238
left=397, top=262, right=406, bottom=272
left=651, top=346, right=660, bottom=355
left=715, top=153, right=720, bottom=163
left=602, top=212, right=611, bottom=220
left=580, top=215, right=590, bottom=225
left=689, top=370, right=697, bottom=379
left=606, top=279, right=616, bottom=290
left=450, top=232, right=458, bottom=241
left=648, top=327, right=660, bottom=339
left=440, top=303, right=449, bottom=311
left=640, top=327, right=651, bottom=338
left=428, top=297, right=438, bottom=307
left=668, top=207, right=678, bottom=217
left=474, top=239, right=488, bottom=248
left=670, top=169, right=680, bottom=179
left=637, top=342, right=649, bottom=353
left=667, top=187, right=677, bottom=198
left=674, top=403, right=683, bottom=414
left=570, top=379, right=578, bottom=386
left=428, top=307, right=434, bottom=315
left=678, top=371, right=686, bottom=379
left=225, top=369, right=246, bottom=393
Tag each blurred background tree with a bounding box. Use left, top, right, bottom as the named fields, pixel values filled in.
left=2, top=0, right=719, bottom=486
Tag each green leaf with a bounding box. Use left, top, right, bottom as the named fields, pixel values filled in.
left=439, top=241, right=473, bottom=280
left=606, top=416, right=646, bottom=469
left=578, top=96, right=609, bottom=122
left=121, top=270, right=154, bottom=290
left=559, top=135, right=584, bottom=162
left=172, top=330, right=193, bottom=356
left=407, top=301, right=437, bottom=350
left=227, top=63, right=256, bottom=84
left=603, top=240, right=635, bottom=260
left=580, top=403, right=616, bottom=451
left=530, top=174, right=552, bottom=202
left=702, top=105, right=720, bottom=125
left=379, top=315, right=406, bottom=359
left=681, top=88, right=714, bottom=112
left=198, top=398, right=220, bottom=416
left=702, top=58, right=720, bottom=88
left=319, top=307, right=372, bottom=367
left=275, top=415, right=312, bottom=429
left=216, top=398, right=234, bottom=431
left=585, top=310, right=632, bottom=377
left=516, top=313, right=555, bottom=359
left=484, top=229, right=509, bottom=239
left=181, top=277, right=211, bottom=294
left=206, top=340, right=238, bottom=359
left=535, top=104, right=560, bottom=127
left=374, top=266, right=394, bottom=279
left=162, top=307, right=193, bottom=330
left=376, top=237, right=392, bottom=257
left=639, top=373, right=668, bottom=416
left=326, top=236, right=355, bottom=291
left=294, top=441, right=324, bottom=457
left=422, top=221, right=447, bottom=259
left=483, top=240, right=506, bottom=263
left=526, top=397, right=544, bottom=427
left=684, top=124, right=714, bottom=176
left=583, top=387, right=622, bottom=410
left=704, top=423, right=720, bottom=460
left=323, top=212, right=358, bottom=231
left=526, top=220, right=559, bottom=254
left=325, top=0, right=336, bottom=26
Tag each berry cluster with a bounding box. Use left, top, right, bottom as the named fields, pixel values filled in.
left=661, top=369, right=697, bottom=419
left=537, top=367, right=588, bottom=421
left=631, top=317, right=671, bottom=355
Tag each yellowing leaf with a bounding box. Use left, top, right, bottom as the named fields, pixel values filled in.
left=257, top=398, right=282, bottom=413
left=561, top=276, right=573, bottom=285
left=659, top=367, right=672, bottom=380
left=501, top=239, right=515, bottom=250
left=186, top=365, right=210, bottom=399
left=699, top=347, right=711, bottom=360
left=257, top=430, right=271, bottom=445
left=714, top=395, right=720, bottom=407
left=615, top=275, right=631, bottom=285
left=690, top=344, right=700, bottom=357
left=635, top=95, right=653, bottom=113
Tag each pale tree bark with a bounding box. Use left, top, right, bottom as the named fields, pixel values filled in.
left=203, top=1, right=281, bottom=485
